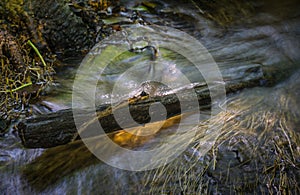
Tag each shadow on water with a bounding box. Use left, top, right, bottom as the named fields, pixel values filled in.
left=1, top=0, right=300, bottom=194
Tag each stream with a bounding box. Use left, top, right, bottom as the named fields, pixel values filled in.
left=1, top=0, right=300, bottom=194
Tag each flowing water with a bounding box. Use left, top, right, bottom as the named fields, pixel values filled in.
left=1, top=0, right=300, bottom=194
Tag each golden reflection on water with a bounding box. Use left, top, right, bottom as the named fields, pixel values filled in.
left=109, top=114, right=182, bottom=149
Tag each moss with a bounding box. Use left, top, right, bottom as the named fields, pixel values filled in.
left=0, top=0, right=25, bottom=23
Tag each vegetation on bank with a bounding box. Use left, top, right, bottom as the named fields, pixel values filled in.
left=0, top=0, right=116, bottom=132
left=0, top=0, right=55, bottom=133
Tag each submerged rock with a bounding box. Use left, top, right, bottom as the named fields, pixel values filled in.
left=24, top=0, right=95, bottom=56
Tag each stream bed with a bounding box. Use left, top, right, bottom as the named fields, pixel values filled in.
left=1, top=0, right=300, bottom=194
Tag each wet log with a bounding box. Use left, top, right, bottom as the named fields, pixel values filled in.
left=17, top=78, right=265, bottom=148
left=17, top=84, right=211, bottom=148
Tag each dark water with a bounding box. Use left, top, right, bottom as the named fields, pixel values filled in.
left=1, top=0, right=300, bottom=194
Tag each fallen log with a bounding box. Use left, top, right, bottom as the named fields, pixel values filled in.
left=17, top=83, right=210, bottom=148
left=17, top=78, right=265, bottom=148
